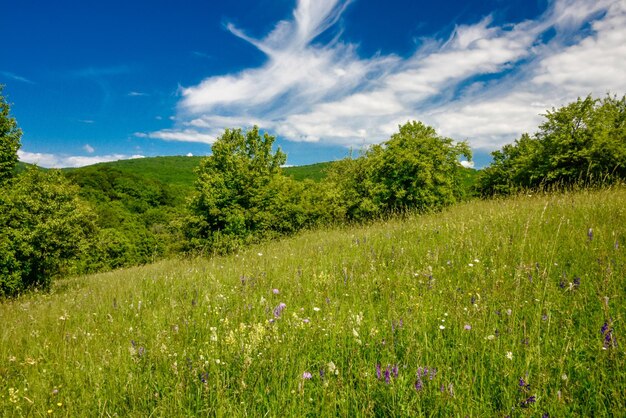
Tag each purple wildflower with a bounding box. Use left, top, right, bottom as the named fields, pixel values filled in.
left=414, top=378, right=423, bottom=392
left=615, top=240, right=619, bottom=250
left=601, top=322, right=609, bottom=335
left=273, top=302, right=287, bottom=318
left=520, top=395, right=536, bottom=407
left=302, top=372, right=312, bottom=379
left=542, top=413, right=550, bottom=418
left=319, top=368, right=325, bottom=379
left=384, top=366, right=391, bottom=384
left=376, top=364, right=382, bottom=380
left=587, top=228, right=593, bottom=241
left=392, top=365, right=399, bottom=378
left=272, top=288, right=280, bottom=295
left=542, top=314, right=548, bottom=321
left=464, top=324, right=472, bottom=330
left=138, top=346, right=145, bottom=356
left=429, top=368, right=437, bottom=380
left=573, top=277, right=581, bottom=287
left=200, top=372, right=209, bottom=384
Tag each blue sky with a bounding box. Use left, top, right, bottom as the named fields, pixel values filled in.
left=2, top=0, right=625, bottom=168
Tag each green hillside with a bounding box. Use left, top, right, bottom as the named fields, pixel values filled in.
left=1, top=187, right=624, bottom=416
left=63, top=156, right=334, bottom=193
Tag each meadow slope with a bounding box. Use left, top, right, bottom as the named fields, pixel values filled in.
left=1, top=187, right=624, bottom=416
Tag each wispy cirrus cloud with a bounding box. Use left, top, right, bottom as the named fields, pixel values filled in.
left=148, top=0, right=626, bottom=152
left=0, top=70, right=35, bottom=84
left=18, top=150, right=144, bottom=168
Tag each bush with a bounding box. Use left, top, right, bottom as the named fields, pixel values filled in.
left=0, top=168, right=96, bottom=296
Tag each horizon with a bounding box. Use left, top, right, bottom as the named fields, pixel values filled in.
left=3, top=0, right=625, bottom=169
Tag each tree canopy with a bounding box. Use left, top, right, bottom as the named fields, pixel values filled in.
left=477, top=94, right=626, bottom=195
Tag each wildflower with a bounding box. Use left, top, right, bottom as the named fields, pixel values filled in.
left=520, top=395, right=536, bottom=408
left=313, top=307, right=321, bottom=312
left=376, top=364, right=382, bottom=380
left=272, top=289, right=279, bottom=294
left=392, top=365, right=399, bottom=378
left=414, top=378, right=423, bottom=391
left=561, top=373, right=568, bottom=381
left=439, top=325, right=445, bottom=330
left=602, top=321, right=617, bottom=349
left=506, top=351, right=513, bottom=360
left=384, top=366, right=391, bottom=384
left=573, top=277, right=581, bottom=288
left=587, top=228, right=593, bottom=241
left=542, top=413, right=550, bottom=418
left=485, top=334, right=495, bottom=340
left=302, top=372, right=312, bottom=379
left=464, top=324, right=472, bottom=330
left=542, top=314, right=548, bottom=321
left=273, top=303, right=287, bottom=318
left=302, top=318, right=310, bottom=323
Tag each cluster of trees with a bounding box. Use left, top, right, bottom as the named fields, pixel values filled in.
left=477, top=94, right=626, bottom=195
left=185, top=122, right=471, bottom=253
left=3, top=83, right=624, bottom=297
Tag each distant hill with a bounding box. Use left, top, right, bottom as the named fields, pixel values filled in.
left=63, top=156, right=335, bottom=193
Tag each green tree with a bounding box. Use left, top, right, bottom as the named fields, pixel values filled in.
left=477, top=94, right=626, bottom=196
left=186, top=126, right=287, bottom=252
left=325, top=121, right=472, bottom=220
left=0, top=169, right=96, bottom=295
left=0, top=86, right=22, bottom=185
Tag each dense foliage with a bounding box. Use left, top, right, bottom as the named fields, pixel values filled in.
left=0, top=169, right=96, bottom=295
left=63, top=166, right=184, bottom=271
left=477, top=94, right=626, bottom=195
left=186, top=122, right=471, bottom=253
left=326, top=121, right=471, bottom=220
left=185, top=127, right=332, bottom=252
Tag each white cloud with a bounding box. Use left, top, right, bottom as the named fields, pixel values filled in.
left=128, top=91, right=148, bottom=97
left=18, top=150, right=145, bottom=168
left=150, top=0, right=626, bottom=153
left=135, top=129, right=216, bottom=144
left=83, top=144, right=95, bottom=153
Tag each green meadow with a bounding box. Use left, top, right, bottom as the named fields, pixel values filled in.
left=1, top=186, right=624, bottom=416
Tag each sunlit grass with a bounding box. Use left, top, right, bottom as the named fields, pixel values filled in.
left=1, top=187, right=625, bottom=416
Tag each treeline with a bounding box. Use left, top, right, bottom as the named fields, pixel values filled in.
left=183, top=122, right=471, bottom=253
left=476, top=94, right=626, bottom=195
left=1, top=86, right=625, bottom=297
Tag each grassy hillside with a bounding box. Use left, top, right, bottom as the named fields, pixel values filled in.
left=1, top=187, right=624, bottom=416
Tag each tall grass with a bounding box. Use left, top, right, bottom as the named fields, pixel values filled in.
left=1, top=187, right=624, bottom=416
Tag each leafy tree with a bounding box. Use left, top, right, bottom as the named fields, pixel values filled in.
left=477, top=94, right=626, bottom=196
left=186, top=126, right=287, bottom=252
left=0, top=168, right=96, bottom=295
left=326, top=121, right=472, bottom=221
left=0, top=86, right=22, bottom=185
